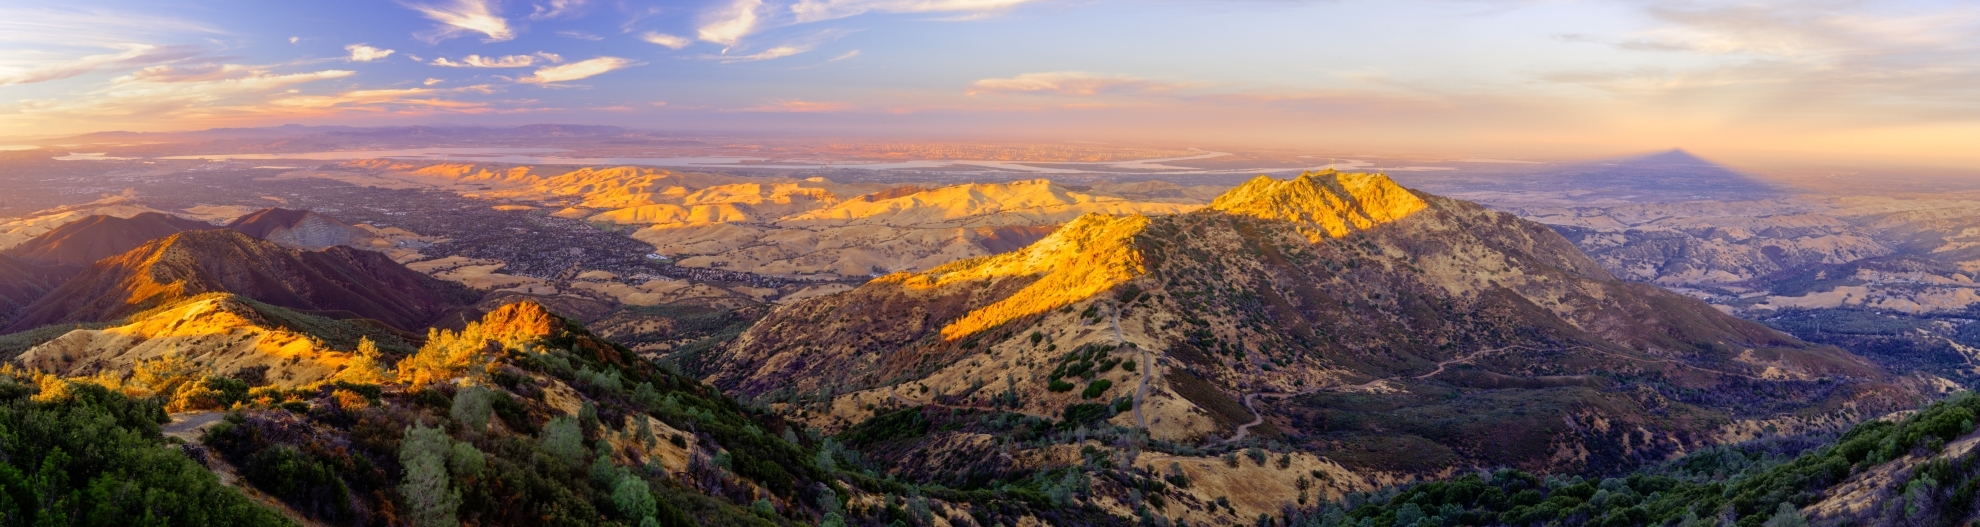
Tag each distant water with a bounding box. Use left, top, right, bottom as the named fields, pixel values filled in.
left=54, top=152, right=136, bottom=160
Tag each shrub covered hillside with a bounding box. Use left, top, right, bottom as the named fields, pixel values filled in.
left=0, top=370, right=293, bottom=525
left=1259, top=392, right=1980, bottom=527
left=183, top=300, right=1133, bottom=526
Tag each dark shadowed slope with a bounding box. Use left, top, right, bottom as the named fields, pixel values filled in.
left=4, top=229, right=477, bottom=333
left=4, top=212, right=214, bottom=266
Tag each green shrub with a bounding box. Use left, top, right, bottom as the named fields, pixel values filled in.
left=1081, top=379, right=1112, bottom=399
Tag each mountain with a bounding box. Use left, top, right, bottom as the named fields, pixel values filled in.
left=226, top=208, right=382, bottom=249
left=2, top=212, right=213, bottom=266
left=3, top=229, right=477, bottom=333
left=703, top=171, right=1905, bottom=477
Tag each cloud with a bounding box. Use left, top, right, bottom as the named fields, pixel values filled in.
left=269, top=85, right=492, bottom=112
left=424, top=78, right=444, bottom=86
left=699, top=0, right=763, bottom=46
left=345, top=44, right=396, bottom=62
left=0, top=44, right=204, bottom=86
left=714, top=45, right=812, bottom=63
left=557, top=30, right=604, bottom=40
left=431, top=53, right=562, bottom=68
left=528, top=0, right=588, bottom=20
left=790, top=0, right=1037, bottom=23
left=5, top=68, right=355, bottom=121
left=828, top=50, right=861, bottom=62
left=641, top=32, right=693, bottom=49
left=289, top=36, right=300, bottom=44
left=518, top=57, right=635, bottom=84
left=739, top=99, right=850, bottom=112
left=967, top=72, right=1186, bottom=96
left=402, top=0, right=514, bottom=43
left=125, top=64, right=254, bottom=83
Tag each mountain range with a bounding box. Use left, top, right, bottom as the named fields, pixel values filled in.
left=707, top=171, right=1905, bottom=478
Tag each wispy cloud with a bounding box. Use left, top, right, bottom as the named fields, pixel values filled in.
left=738, top=99, right=850, bottom=112
left=789, top=0, right=1037, bottom=23
left=270, top=85, right=494, bottom=112
left=402, top=0, right=515, bottom=43
left=0, top=44, right=203, bottom=86
left=698, top=0, right=763, bottom=46
left=125, top=64, right=254, bottom=83
left=966, top=72, right=1186, bottom=96
left=431, top=53, right=563, bottom=68
left=4, top=67, right=355, bottom=120
left=641, top=32, right=693, bottom=49
left=691, top=0, right=1032, bottom=47
left=518, top=57, right=636, bottom=84
left=828, top=50, right=861, bottom=62
left=528, top=0, right=588, bottom=20
left=712, top=45, right=811, bottom=63
left=345, top=44, right=396, bottom=62
left=557, top=30, right=604, bottom=40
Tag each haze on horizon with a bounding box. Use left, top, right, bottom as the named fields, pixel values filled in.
left=2, top=0, right=1976, bottom=168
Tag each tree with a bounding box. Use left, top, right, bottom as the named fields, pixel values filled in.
left=611, top=475, right=657, bottom=520
left=450, top=385, right=493, bottom=431
left=334, top=337, right=391, bottom=385
left=399, top=422, right=461, bottom=527
left=1761, top=502, right=1807, bottom=527
left=541, top=416, right=586, bottom=466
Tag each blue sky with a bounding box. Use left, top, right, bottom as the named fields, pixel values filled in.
left=2, top=0, right=1977, bottom=164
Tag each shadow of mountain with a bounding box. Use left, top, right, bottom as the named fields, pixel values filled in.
left=1392, top=149, right=1782, bottom=204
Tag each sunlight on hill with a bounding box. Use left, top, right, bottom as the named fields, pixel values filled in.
left=1210, top=171, right=1428, bottom=241
left=912, top=213, right=1150, bottom=341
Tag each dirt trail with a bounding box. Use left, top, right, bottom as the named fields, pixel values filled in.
left=1117, top=304, right=1154, bottom=430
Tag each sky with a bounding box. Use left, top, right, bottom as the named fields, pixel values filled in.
left=1, top=0, right=1976, bottom=165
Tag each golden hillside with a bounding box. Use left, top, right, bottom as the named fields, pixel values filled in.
left=14, top=294, right=399, bottom=388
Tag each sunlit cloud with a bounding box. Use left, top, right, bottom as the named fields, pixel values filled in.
left=402, top=0, right=515, bottom=43
left=345, top=44, right=396, bottom=62
left=828, top=50, right=861, bottom=62
left=431, top=53, right=563, bottom=68
left=790, top=0, right=1037, bottom=23
left=557, top=30, right=604, bottom=40
left=698, top=0, right=763, bottom=46
left=641, top=32, right=693, bottom=49
left=738, top=99, right=851, bottom=112
left=517, top=57, right=635, bottom=84
left=0, top=44, right=202, bottom=86
left=967, top=72, right=1186, bottom=96
left=424, top=78, right=444, bottom=86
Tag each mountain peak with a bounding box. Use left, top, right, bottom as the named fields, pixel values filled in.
left=1209, top=170, right=1428, bottom=240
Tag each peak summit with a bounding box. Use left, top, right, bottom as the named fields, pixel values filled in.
left=1209, top=170, right=1428, bottom=240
